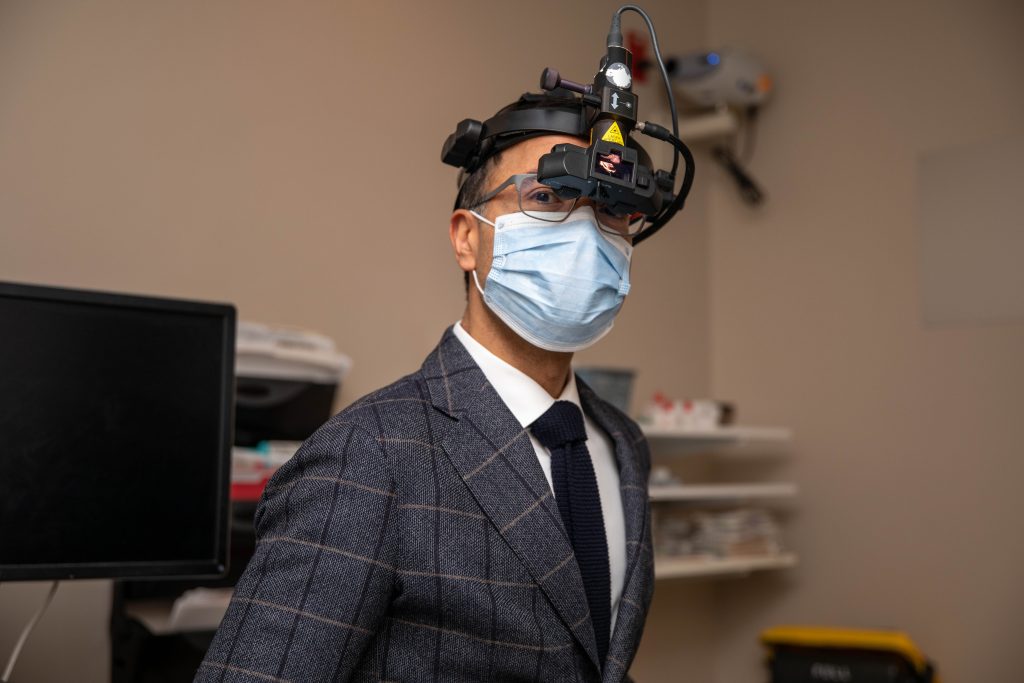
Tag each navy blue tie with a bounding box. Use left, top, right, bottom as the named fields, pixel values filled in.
left=529, top=400, right=611, bottom=668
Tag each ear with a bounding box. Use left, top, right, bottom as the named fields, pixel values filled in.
left=449, top=209, right=479, bottom=275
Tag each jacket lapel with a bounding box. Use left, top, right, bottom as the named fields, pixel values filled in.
left=421, top=328, right=602, bottom=674
left=577, top=378, right=652, bottom=678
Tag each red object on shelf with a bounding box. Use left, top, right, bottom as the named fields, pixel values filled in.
left=231, top=477, right=271, bottom=502
left=627, top=30, right=650, bottom=84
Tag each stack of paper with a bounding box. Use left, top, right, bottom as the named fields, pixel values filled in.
left=655, top=508, right=783, bottom=559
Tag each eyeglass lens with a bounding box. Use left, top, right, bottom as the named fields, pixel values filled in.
left=513, top=175, right=647, bottom=237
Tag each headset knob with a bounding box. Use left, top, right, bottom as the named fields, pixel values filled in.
left=540, top=68, right=561, bottom=92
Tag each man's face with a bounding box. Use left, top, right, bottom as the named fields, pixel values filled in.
left=471, top=134, right=586, bottom=284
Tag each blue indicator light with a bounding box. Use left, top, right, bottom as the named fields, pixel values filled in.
left=707, top=52, right=721, bottom=65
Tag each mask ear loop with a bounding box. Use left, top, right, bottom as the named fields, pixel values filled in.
left=467, top=210, right=495, bottom=299
left=469, top=210, right=496, bottom=227
left=471, top=270, right=487, bottom=299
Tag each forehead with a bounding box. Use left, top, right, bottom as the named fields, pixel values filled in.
left=494, top=134, right=587, bottom=176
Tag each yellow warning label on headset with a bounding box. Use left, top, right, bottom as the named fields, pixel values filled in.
left=601, top=121, right=625, bottom=145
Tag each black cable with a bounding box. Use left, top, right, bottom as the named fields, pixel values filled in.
left=612, top=5, right=687, bottom=244
left=616, top=5, right=680, bottom=178
left=712, top=145, right=764, bottom=205
left=633, top=122, right=694, bottom=244
left=741, top=105, right=759, bottom=163
left=643, top=134, right=693, bottom=241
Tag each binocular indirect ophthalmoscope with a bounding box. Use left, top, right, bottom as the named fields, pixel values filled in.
left=442, top=5, right=694, bottom=245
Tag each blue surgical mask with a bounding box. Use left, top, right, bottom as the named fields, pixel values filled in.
left=469, top=206, right=632, bottom=352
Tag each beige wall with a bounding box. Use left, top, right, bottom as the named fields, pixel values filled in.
left=0, top=0, right=709, bottom=410
left=0, top=581, right=111, bottom=682
left=0, top=1, right=710, bottom=681
left=9, top=1, right=1019, bottom=681
left=706, top=0, right=1024, bottom=681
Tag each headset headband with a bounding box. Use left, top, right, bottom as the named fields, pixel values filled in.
left=442, top=91, right=651, bottom=177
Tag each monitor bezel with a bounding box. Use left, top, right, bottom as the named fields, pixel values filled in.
left=0, top=281, right=236, bottom=581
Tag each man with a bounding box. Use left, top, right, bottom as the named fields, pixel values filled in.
left=196, top=92, right=656, bottom=682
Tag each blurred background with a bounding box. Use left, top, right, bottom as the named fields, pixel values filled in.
left=1, top=0, right=1022, bottom=680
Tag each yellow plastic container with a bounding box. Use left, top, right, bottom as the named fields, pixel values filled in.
left=761, top=626, right=939, bottom=683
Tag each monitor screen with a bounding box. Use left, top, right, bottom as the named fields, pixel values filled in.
left=0, top=282, right=235, bottom=580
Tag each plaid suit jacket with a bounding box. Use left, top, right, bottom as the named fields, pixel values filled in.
left=196, top=327, right=655, bottom=682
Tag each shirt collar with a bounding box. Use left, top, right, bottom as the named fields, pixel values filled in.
left=452, top=321, right=580, bottom=428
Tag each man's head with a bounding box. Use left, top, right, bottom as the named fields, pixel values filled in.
left=444, top=90, right=594, bottom=292
left=443, top=91, right=640, bottom=355
left=443, top=90, right=654, bottom=281
left=450, top=133, right=587, bottom=292
left=447, top=132, right=634, bottom=355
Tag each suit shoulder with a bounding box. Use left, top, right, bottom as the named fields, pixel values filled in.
left=309, top=370, right=433, bottom=444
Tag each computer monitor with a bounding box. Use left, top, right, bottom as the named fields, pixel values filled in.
left=0, top=282, right=235, bottom=580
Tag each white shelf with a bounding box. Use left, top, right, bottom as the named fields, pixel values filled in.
left=640, top=424, right=793, bottom=444
left=654, top=553, right=798, bottom=579
left=648, top=482, right=797, bottom=503
left=645, top=420, right=799, bottom=583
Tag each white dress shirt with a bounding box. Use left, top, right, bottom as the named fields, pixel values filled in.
left=452, top=321, right=626, bottom=636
